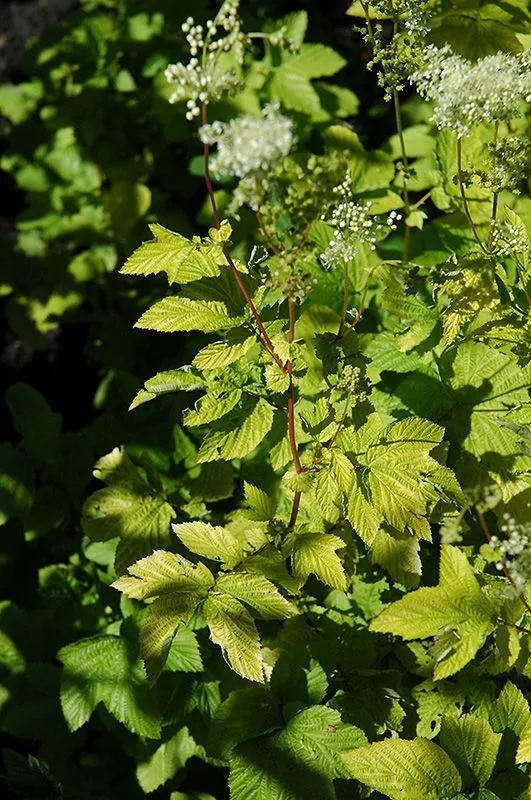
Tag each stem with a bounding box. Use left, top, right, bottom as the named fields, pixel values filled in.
left=456, top=137, right=487, bottom=253
left=256, top=208, right=280, bottom=254
left=328, top=395, right=350, bottom=450
left=201, top=103, right=286, bottom=373
left=286, top=294, right=302, bottom=529
left=478, top=509, right=531, bottom=618
left=392, top=89, right=411, bottom=265
left=337, top=260, right=350, bottom=337
left=336, top=273, right=372, bottom=342
left=487, top=123, right=500, bottom=253
left=515, top=260, right=531, bottom=306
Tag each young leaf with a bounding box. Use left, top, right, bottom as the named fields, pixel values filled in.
left=58, top=635, right=160, bottom=738
left=121, top=223, right=223, bottom=284
left=204, top=593, right=264, bottom=683
left=197, top=398, right=275, bottom=463
left=193, top=335, right=255, bottom=371
left=215, top=572, right=297, bottom=619
left=489, top=682, right=530, bottom=737
left=130, top=367, right=204, bottom=410
left=439, top=715, right=501, bottom=788
left=183, top=389, right=242, bottom=427
left=244, top=482, right=277, bottom=521
left=342, top=737, right=462, bottom=800
left=370, top=546, right=497, bottom=678
left=172, top=521, right=244, bottom=567
left=291, top=532, right=347, bottom=591
left=165, top=629, right=203, bottom=673
left=82, top=448, right=176, bottom=574
left=135, top=296, right=245, bottom=333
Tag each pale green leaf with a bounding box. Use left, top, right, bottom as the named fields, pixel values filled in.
left=121, top=224, right=223, bottom=284
left=244, top=482, right=277, bottom=521
left=112, top=550, right=214, bottom=600
left=172, top=521, right=243, bottom=567
left=58, top=635, right=160, bottom=738
left=347, top=472, right=382, bottom=547
left=136, top=727, right=199, bottom=793
left=370, top=546, right=497, bottom=677
left=215, top=572, right=297, bottom=619
left=129, top=367, right=204, bottom=410
left=204, top=593, right=264, bottom=683
left=197, top=398, right=275, bottom=463
left=516, top=724, right=531, bottom=765
left=291, top=532, right=347, bottom=591
left=342, top=737, right=462, bottom=800
left=140, top=592, right=201, bottom=683
left=286, top=44, right=346, bottom=79
left=371, top=528, right=422, bottom=588
left=489, top=682, right=530, bottom=737
left=165, top=629, right=203, bottom=673
left=193, top=336, right=255, bottom=371
left=136, top=296, right=244, bottom=333
left=82, top=448, right=176, bottom=574
left=313, top=469, right=341, bottom=522
left=183, top=390, right=242, bottom=427
left=277, top=706, right=367, bottom=779
left=439, top=715, right=501, bottom=787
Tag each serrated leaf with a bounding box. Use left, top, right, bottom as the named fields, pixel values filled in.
left=6, top=383, right=62, bottom=461
left=489, top=682, right=530, bottom=737
left=204, top=593, right=264, bottom=683
left=183, top=390, right=242, bottom=427
left=210, top=687, right=281, bottom=758
left=173, top=521, right=243, bottom=567
left=439, top=715, right=501, bottom=788
left=193, top=335, right=255, bottom=370
left=58, top=635, right=160, bottom=738
left=277, top=706, right=367, bottom=780
left=371, top=528, right=422, bottom=588
left=0, top=443, right=33, bottom=525
left=215, top=572, right=297, bottom=619
left=121, top=224, right=223, bottom=284
left=347, top=472, right=382, bottom=546
left=370, top=546, right=497, bottom=678
left=136, top=296, right=244, bottom=333
left=342, top=737, right=462, bottom=800
left=82, top=448, right=176, bottom=574
left=244, top=482, right=277, bottom=521
left=286, top=44, right=346, bottom=79
left=197, top=398, right=275, bottom=463
left=165, top=629, right=203, bottom=673
left=516, top=724, right=531, bottom=765
left=291, top=532, right=347, bottom=590
left=140, top=592, right=201, bottom=684
left=314, top=468, right=341, bottom=521
left=130, top=368, right=204, bottom=410
left=112, top=550, right=214, bottom=600
left=136, top=727, right=200, bottom=793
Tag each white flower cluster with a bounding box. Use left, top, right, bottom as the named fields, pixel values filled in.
left=165, top=1, right=246, bottom=120
left=492, top=220, right=530, bottom=260
left=489, top=513, right=531, bottom=594
left=403, top=1, right=431, bottom=37
left=320, top=197, right=401, bottom=269
left=410, top=46, right=531, bottom=138
left=199, top=103, right=294, bottom=179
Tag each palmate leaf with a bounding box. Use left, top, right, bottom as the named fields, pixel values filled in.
left=112, top=551, right=214, bottom=682
left=82, top=448, right=176, bottom=574
left=58, top=635, right=160, bottom=738
left=370, top=546, right=497, bottom=678
left=121, top=223, right=223, bottom=284
left=342, top=737, right=462, bottom=800
left=342, top=415, right=463, bottom=542
left=439, top=715, right=501, bottom=788
left=204, top=593, right=264, bottom=683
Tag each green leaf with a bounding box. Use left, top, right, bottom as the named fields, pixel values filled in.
left=277, top=706, right=367, bottom=780
left=58, top=635, right=160, bottom=738
left=172, top=521, right=244, bottom=567
left=82, top=448, right=176, bottom=574
left=371, top=528, right=422, bottom=588
left=313, top=468, right=341, bottom=522
left=439, top=715, right=501, bottom=788
left=107, top=181, right=151, bottom=238
left=215, top=572, right=297, bottom=619
left=122, top=224, right=223, bottom=284
left=135, top=296, right=244, bottom=333
left=112, top=549, right=214, bottom=601
left=285, top=44, right=346, bottom=79
left=489, top=682, right=530, bottom=737
left=430, top=6, right=525, bottom=58
left=140, top=593, right=201, bottom=684
left=347, top=472, right=382, bottom=547
left=342, top=737, right=462, bottom=800
left=130, top=367, right=204, bottom=410
left=210, top=687, right=280, bottom=758
left=183, top=389, right=242, bottom=427
left=204, top=593, right=264, bottom=682
left=197, top=398, right=275, bottom=463
left=0, top=81, right=43, bottom=124
left=136, top=727, right=199, bottom=793
left=193, top=335, right=255, bottom=370
left=516, top=724, right=531, bottom=765
left=370, top=546, right=497, bottom=678
left=244, top=482, right=277, bottom=521
left=0, top=443, right=33, bottom=525
left=165, top=629, right=203, bottom=673
left=291, top=532, right=347, bottom=591
left=5, top=383, right=62, bottom=461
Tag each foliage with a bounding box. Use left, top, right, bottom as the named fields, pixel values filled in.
left=1, top=0, right=531, bottom=798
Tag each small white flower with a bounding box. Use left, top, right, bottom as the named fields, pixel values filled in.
left=410, top=46, right=531, bottom=138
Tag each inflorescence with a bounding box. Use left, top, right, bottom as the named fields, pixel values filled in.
left=410, top=46, right=531, bottom=138
left=165, top=0, right=246, bottom=119
left=489, top=514, right=531, bottom=595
